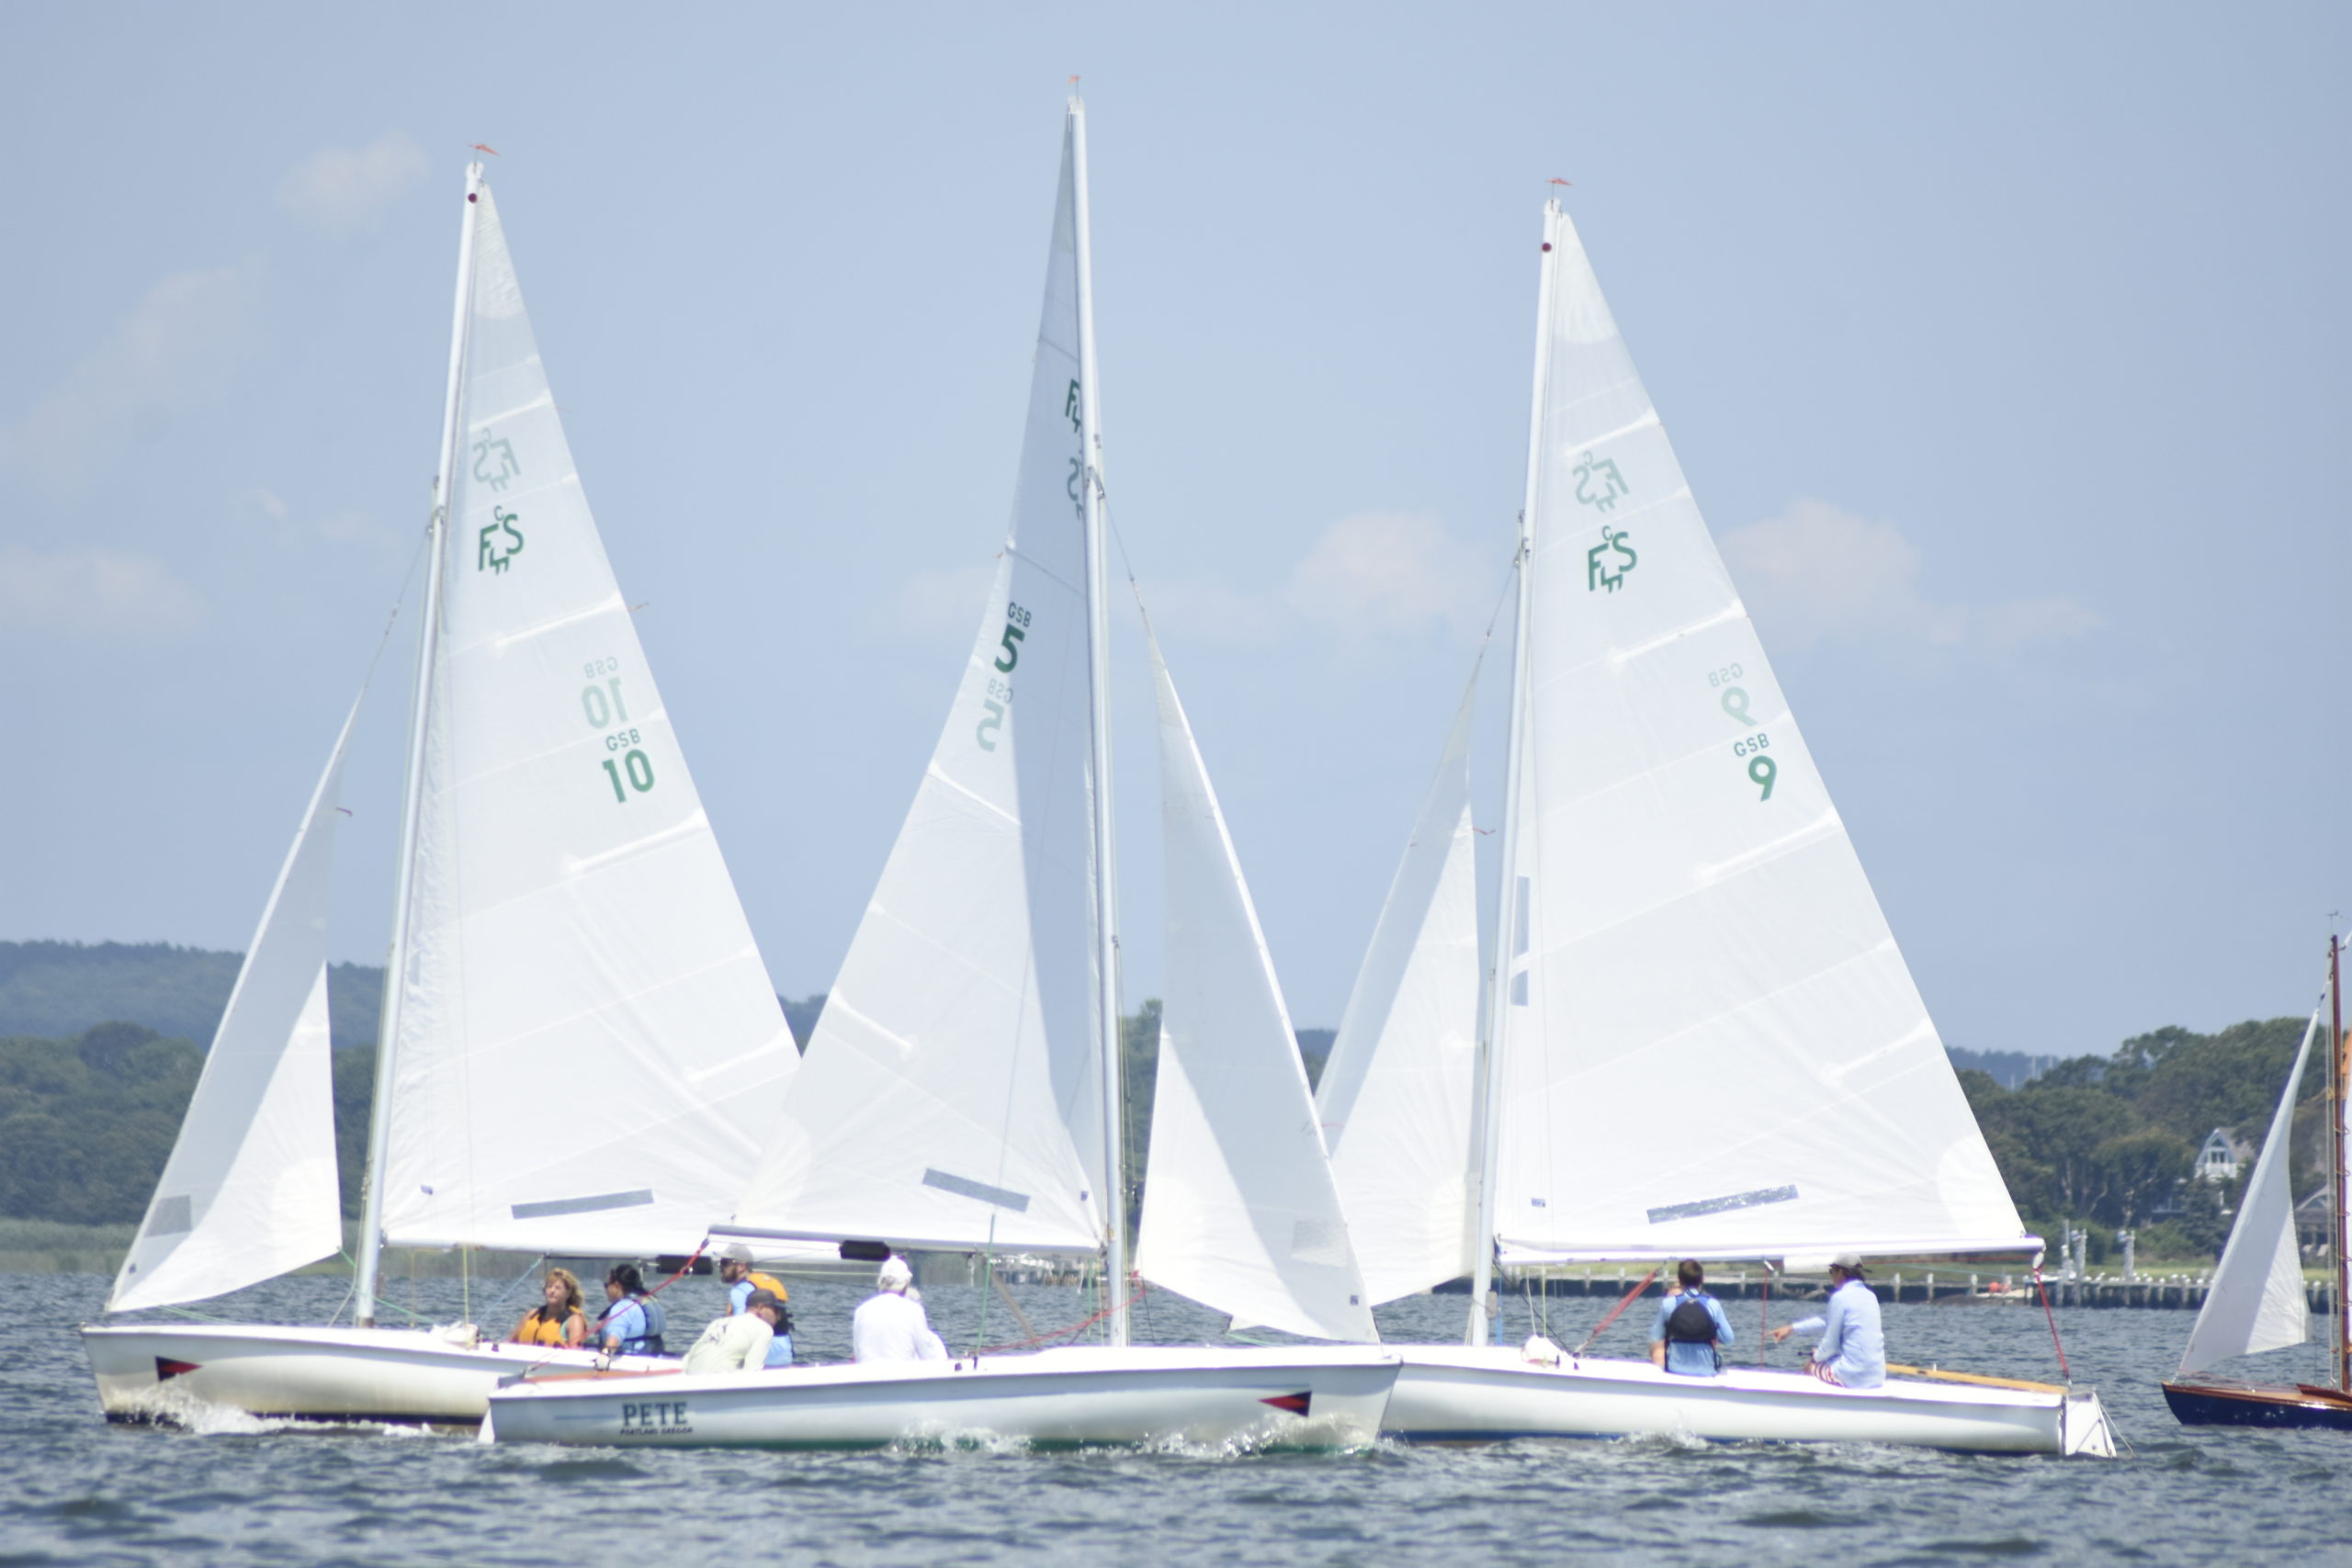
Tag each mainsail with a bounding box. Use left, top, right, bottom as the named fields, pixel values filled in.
left=729, top=118, right=1108, bottom=1254
left=376, top=170, right=797, bottom=1257
left=2177, top=1006, right=2321, bottom=1377
left=1487, top=200, right=2027, bottom=1264
left=109, top=704, right=357, bottom=1313
left=1135, top=633, right=1378, bottom=1342
left=1314, top=673, right=1482, bottom=1306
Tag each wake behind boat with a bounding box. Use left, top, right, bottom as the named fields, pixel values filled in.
left=83, top=161, right=800, bottom=1426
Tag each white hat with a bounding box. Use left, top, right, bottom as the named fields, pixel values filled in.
left=877, top=1256, right=914, bottom=1293
left=719, top=1242, right=753, bottom=1266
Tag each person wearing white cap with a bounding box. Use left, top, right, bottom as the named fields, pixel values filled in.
left=851, top=1256, right=947, bottom=1364
left=1769, top=1253, right=1885, bottom=1388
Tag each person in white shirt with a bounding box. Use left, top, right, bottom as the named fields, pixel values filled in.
left=682, top=1290, right=784, bottom=1373
left=852, top=1257, right=948, bottom=1363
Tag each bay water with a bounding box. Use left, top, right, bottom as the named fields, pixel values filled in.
left=7, top=1269, right=2349, bottom=1565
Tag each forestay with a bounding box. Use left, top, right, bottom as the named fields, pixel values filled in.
left=1135, top=633, right=1377, bottom=1342
left=110, top=704, right=358, bottom=1313
left=1315, top=672, right=1482, bottom=1305
left=2177, top=1006, right=2321, bottom=1376
left=379, top=173, right=797, bottom=1257
left=1491, top=201, right=2027, bottom=1263
left=729, top=125, right=1106, bottom=1254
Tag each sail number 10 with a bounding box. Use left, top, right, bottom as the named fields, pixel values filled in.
left=582, top=663, right=657, bottom=803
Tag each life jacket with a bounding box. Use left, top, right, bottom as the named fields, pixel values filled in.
left=746, top=1269, right=789, bottom=1303
left=1664, top=1292, right=1719, bottom=1345
left=515, top=1306, right=579, bottom=1348
left=599, top=1292, right=667, bottom=1356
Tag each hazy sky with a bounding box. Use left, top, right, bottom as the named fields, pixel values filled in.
left=4, top=6, right=2345, bottom=1059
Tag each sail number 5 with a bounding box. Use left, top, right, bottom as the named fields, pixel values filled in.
left=976, top=604, right=1034, bottom=751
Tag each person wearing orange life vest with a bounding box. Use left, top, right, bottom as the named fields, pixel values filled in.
left=512, top=1267, right=587, bottom=1348
left=718, top=1243, right=794, bottom=1367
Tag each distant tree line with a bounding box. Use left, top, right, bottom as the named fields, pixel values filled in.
left=1958, top=1016, right=2318, bottom=1262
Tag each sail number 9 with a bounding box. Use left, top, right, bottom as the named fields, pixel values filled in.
left=1734, top=733, right=1775, bottom=802
left=582, top=664, right=655, bottom=802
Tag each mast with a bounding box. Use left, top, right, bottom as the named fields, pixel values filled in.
left=2333, top=931, right=2346, bottom=1390
left=356, top=163, right=481, bottom=1326
left=1464, top=197, right=1559, bottom=1345
left=1070, top=95, right=1128, bottom=1345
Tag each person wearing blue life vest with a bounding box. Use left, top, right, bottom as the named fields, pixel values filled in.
left=594, top=1262, right=667, bottom=1357
left=717, top=1243, right=794, bottom=1368
left=1649, top=1258, right=1736, bottom=1376
left=1770, top=1253, right=1885, bottom=1388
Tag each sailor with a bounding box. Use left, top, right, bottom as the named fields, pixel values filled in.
left=513, top=1266, right=588, bottom=1348
left=851, top=1256, right=948, bottom=1363
left=594, top=1262, right=668, bottom=1357
left=682, top=1289, right=786, bottom=1373
left=1770, top=1253, right=1885, bottom=1388
left=1649, top=1258, right=1736, bottom=1376
left=717, top=1243, right=794, bottom=1368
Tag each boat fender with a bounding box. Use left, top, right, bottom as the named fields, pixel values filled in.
left=1522, top=1337, right=1566, bottom=1367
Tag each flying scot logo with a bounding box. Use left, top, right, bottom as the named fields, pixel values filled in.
left=1572, top=450, right=1628, bottom=512
left=472, top=433, right=520, bottom=491
left=1587, top=527, right=1637, bottom=593
left=478, top=506, right=526, bottom=574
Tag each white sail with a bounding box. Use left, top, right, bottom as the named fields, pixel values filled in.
left=1490, top=201, right=2026, bottom=1263
left=1315, top=673, right=1482, bottom=1305
left=1134, top=633, right=1377, bottom=1342
left=111, top=702, right=357, bottom=1312
left=729, top=121, right=1106, bottom=1254
left=377, top=173, right=798, bottom=1256
left=2177, top=1006, right=2320, bottom=1376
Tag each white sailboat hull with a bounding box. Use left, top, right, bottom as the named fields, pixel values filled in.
left=482, top=1345, right=1401, bottom=1450
left=1385, top=1347, right=2115, bottom=1457
left=82, top=1323, right=671, bottom=1427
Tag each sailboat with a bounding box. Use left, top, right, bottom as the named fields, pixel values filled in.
left=1317, top=196, right=2114, bottom=1456
left=481, top=96, right=1397, bottom=1451
left=2162, top=935, right=2345, bottom=1427
left=82, top=163, right=801, bottom=1425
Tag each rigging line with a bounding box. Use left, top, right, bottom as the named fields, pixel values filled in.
left=1572, top=1266, right=1658, bottom=1356
left=2030, top=1261, right=2072, bottom=1383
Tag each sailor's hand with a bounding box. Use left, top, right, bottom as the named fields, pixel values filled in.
left=1769, top=1325, right=1793, bottom=1343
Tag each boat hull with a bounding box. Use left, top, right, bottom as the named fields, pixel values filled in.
left=82, top=1323, right=668, bottom=1426
left=482, top=1345, right=1401, bottom=1450
left=2162, top=1379, right=2352, bottom=1430
left=1385, top=1347, right=2114, bottom=1457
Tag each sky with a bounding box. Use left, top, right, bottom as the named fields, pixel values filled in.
left=2, top=5, right=2345, bottom=1060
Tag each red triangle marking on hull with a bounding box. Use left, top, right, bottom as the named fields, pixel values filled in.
left=156, top=1359, right=201, bottom=1381
left=1260, top=1392, right=1312, bottom=1416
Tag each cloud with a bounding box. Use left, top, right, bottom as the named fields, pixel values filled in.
left=1285, top=512, right=1493, bottom=637
left=0, top=268, right=244, bottom=490
left=887, top=561, right=996, bottom=637
left=1719, top=499, right=2098, bottom=651
left=277, top=131, right=429, bottom=233
left=0, top=546, right=202, bottom=636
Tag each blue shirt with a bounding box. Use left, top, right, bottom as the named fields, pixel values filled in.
left=600, top=1297, right=648, bottom=1350
left=729, top=1279, right=794, bottom=1368
left=1649, top=1289, right=1736, bottom=1376
left=1790, top=1278, right=1884, bottom=1388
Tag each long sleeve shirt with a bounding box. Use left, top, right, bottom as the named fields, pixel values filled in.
left=682, top=1311, right=775, bottom=1374
left=852, top=1291, right=948, bottom=1363
left=728, top=1279, right=795, bottom=1367
left=1789, top=1278, right=1885, bottom=1388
